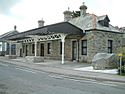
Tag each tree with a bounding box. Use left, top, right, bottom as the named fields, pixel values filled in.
left=116, top=46, right=125, bottom=75
left=72, top=11, right=80, bottom=18
left=117, top=46, right=125, bottom=63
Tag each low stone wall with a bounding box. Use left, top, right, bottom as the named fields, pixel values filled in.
left=25, top=56, right=44, bottom=63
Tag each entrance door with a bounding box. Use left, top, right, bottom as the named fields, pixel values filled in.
left=20, top=49, right=22, bottom=57
left=26, top=45, right=28, bottom=56
left=72, top=41, right=77, bottom=60
left=40, top=43, right=44, bottom=56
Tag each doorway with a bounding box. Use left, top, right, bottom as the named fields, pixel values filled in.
left=40, top=43, right=44, bottom=56
left=72, top=41, right=77, bottom=60
left=20, top=49, right=23, bottom=57
left=26, top=45, right=28, bottom=56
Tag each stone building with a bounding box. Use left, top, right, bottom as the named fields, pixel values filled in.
left=0, top=26, right=19, bottom=56
left=4, top=3, right=124, bottom=63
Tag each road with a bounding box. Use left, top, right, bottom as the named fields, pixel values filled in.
left=0, top=62, right=125, bottom=94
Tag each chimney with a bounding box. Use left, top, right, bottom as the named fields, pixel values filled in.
left=63, top=7, right=72, bottom=21
left=79, top=2, right=87, bottom=17
left=38, top=19, right=45, bottom=27
left=14, top=25, right=17, bottom=31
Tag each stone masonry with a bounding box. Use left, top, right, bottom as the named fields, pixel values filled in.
left=17, top=31, right=123, bottom=63
left=79, top=30, right=123, bottom=63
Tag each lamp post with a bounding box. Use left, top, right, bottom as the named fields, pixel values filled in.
left=118, top=53, right=123, bottom=75
left=120, top=55, right=122, bottom=75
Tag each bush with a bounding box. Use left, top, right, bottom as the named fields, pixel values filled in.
left=118, top=66, right=125, bottom=75
left=116, top=46, right=125, bottom=63
left=116, top=46, right=125, bottom=75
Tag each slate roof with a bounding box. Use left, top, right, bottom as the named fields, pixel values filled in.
left=6, top=22, right=83, bottom=40
left=4, top=11, right=122, bottom=41
left=0, top=30, right=19, bottom=41
left=97, top=15, right=110, bottom=21
left=69, top=13, right=120, bottom=32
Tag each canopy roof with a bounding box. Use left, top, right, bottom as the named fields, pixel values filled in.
left=6, top=22, right=83, bottom=40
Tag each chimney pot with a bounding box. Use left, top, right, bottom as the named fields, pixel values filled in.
left=79, top=2, right=87, bottom=17
left=38, top=19, right=45, bottom=27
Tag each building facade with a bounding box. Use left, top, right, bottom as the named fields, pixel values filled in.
left=4, top=3, right=124, bottom=63
left=0, top=26, right=18, bottom=56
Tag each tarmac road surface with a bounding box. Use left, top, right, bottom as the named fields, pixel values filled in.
left=0, top=62, right=125, bottom=94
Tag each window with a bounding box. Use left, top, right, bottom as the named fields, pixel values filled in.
left=11, top=44, right=16, bottom=55
left=104, top=20, right=109, bottom=27
left=0, top=44, right=2, bottom=51
left=32, top=44, right=35, bottom=54
left=81, top=40, right=87, bottom=55
left=47, top=43, right=51, bottom=54
left=108, top=40, right=113, bottom=53
left=98, top=20, right=109, bottom=27
left=60, top=42, right=62, bottom=54
left=6, top=43, right=9, bottom=55
left=23, top=45, right=25, bottom=53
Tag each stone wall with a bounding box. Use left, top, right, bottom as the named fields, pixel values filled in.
left=21, top=39, right=73, bottom=61
left=17, top=31, right=122, bottom=63
left=79, top=30, right=123, bottom=63
left=16, top=43, right=22, bottom=56
left=122, top=33, right=125, bottom=46
left=43, top=39, right=72, bottom=61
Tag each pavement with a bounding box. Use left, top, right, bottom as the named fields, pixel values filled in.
left=0, top=56, right=125, bottom=83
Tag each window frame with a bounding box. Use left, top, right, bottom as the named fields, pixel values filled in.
left=32, top=44, right=35, bottom=54
left=23, top=45, right=25, bottom=53
left=47, top=43, right=51, bottom=54
left=108, top=40, right=113, bottom=53
left=11, top=44, right=16, bottom=55
left=81, top=40, right=87, bottom=55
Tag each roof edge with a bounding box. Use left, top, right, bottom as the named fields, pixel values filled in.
left=85, top=29, right=123, bottom=34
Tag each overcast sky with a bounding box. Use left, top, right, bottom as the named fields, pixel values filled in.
left=0, top=0, right=125, bottom=35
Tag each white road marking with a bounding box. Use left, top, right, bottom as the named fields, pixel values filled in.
left=15, top=67, right=36, bottom=74
left=71, top=78, right=117, bottom=86
left=102, top=81, right=125, bottom=85
left=68, top=78, right=117, bottom=86
left=91, top=81, right=117, bottom=87
left=49, top=75, right=64, bottom=79
left=0, top=63, right=9, bottom=67
left=49, top=74, right=117, bottom=87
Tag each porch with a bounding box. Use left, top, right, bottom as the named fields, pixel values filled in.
left=5, top=22, right=84, bottom=64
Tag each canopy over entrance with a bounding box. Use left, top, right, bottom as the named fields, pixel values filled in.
left=5, top=22, right=84, bottom=64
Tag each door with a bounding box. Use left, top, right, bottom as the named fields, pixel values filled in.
left=72, top=41, right=77, bottom=60
left=20, top=49, right=22, bottom=57
left=26, top=45, right=28, bottom=56
left=40, top=43, right=44, bottom=56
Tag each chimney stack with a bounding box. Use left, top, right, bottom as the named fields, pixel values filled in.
left=63, top=7, right=72, bottom=21
left=79, top=2, right=87, bottom=17
left=38, top=19, right=45, bottom=27
left=14, top=25, right=17, bottom=31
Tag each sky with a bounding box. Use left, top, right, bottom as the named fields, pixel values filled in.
left=0, top=0, right=125, bottom=35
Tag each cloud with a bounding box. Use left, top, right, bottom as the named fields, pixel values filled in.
left=0, top=0, right=21, bottom=15
left=10, top=0, right=83, bottom=25
left=0, top=0, right=125, bottom=35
